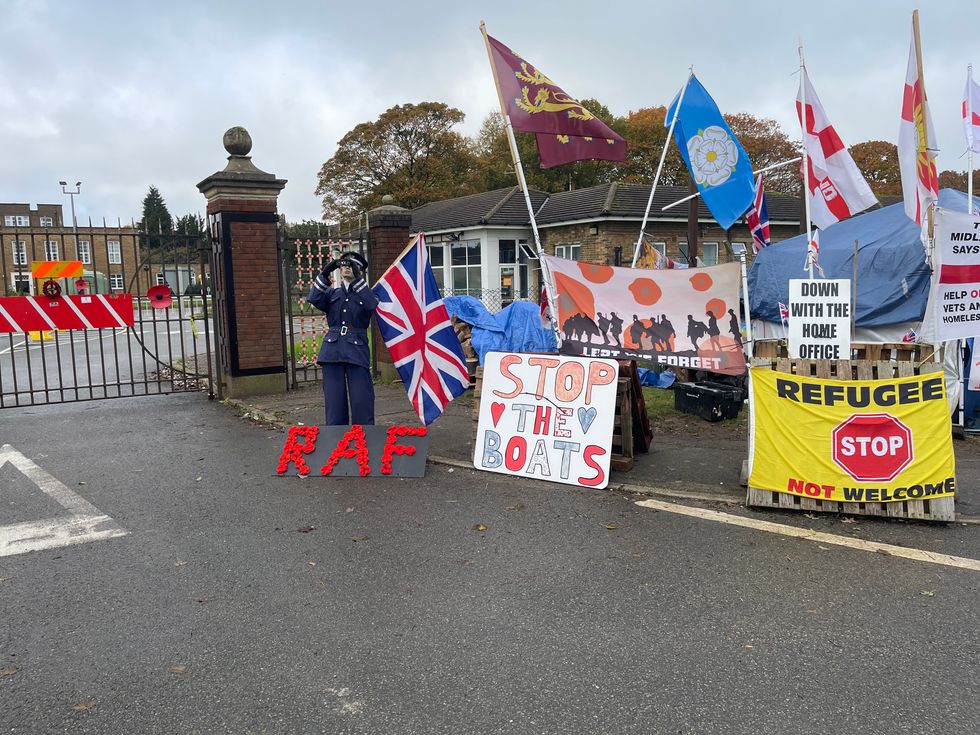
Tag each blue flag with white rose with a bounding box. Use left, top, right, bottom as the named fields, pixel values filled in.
left=666, top=74, right=755, bottom=231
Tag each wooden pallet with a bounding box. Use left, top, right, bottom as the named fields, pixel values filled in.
left=745, top=357, right=955, bottom=522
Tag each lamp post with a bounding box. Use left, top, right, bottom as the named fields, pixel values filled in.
left=59, top=180, right=81, bottom=261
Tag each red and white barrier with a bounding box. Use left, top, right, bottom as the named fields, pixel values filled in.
left=0, top=294, right=134, bottom=333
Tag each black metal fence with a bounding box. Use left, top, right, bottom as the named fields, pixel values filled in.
left=0, top=224, right=214, bottom=407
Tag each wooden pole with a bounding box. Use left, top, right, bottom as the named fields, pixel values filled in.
left=480, top=21, right=522, bottom=192
left=630, top=71, right=692, bottom=267
left=852, top=239, right=858, bottom=347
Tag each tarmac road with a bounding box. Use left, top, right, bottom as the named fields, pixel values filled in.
left=0, top=394, right=977, bottom=734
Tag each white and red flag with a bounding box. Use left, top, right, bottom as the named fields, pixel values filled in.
left=963, top=69, right=980, bottom=154
left=898, top=26, right=939, bottom=227
left=797, top=69, right=877, bottom=229
left=804, top=230, right=825, bottom=277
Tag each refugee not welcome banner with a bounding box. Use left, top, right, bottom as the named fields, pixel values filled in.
left=749, top=367, right=955, bottom=503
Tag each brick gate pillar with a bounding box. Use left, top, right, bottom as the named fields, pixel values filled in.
left=367, top=198, right=411, bottom=382
left=197, top=127, right=288, bottom=398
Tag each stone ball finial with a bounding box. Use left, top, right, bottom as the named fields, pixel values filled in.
left=223, top=127, right=252, bottom=156
left=381, top=194, right=395, bottom=205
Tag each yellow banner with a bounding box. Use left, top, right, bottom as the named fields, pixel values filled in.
left=749, top=367, right=955, bottom=503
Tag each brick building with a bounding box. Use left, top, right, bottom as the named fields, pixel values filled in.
left=409, top=183, right=802, bottom=310
left=1, top=203, right=141, bottom=295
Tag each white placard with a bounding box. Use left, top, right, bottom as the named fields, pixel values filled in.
left=788, top=279, right=851, bottom=360
left=931, top=208, right=980, bottom=341
left=473, top=352, right=619, bottom=489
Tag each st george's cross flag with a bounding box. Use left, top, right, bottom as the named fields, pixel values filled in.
left=667, top=74, right=755, bottom=231
left=797, top=69, right=877, bottom=229
left=484, top=32, right=627, bottom=168
left=372, top=233, right=470, bottom=425
left=744, top=174, right=771, bottom=253
left=898, top=24, right=939, bottom=228
left=963, top=70, right=980, bottom=154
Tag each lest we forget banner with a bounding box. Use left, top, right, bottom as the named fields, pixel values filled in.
left=473, top=352, right=618, bottom=489
left=748, top=367, right=955, bottom=504
left=541, top=255, right=745, bottom=375
left=924, top=207, right=980, bottom=342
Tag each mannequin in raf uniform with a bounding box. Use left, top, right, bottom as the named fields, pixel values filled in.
left=308, top=252, right=377, bottom=425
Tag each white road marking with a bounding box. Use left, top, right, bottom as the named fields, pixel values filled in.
left=635, top=498, right=980, bottom=572
left=0, top=444, right=128, bottom=557
left=0, top=339, right=27, bottom=355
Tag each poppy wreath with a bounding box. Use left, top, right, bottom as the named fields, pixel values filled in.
left=321, top=424, right=371, bottom=477
left=379, top=426, right=428, bottom=475
left=276, top=425, right=320, bottom=476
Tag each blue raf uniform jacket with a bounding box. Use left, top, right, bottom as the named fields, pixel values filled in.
left=308, top=273, right=378, bottom=369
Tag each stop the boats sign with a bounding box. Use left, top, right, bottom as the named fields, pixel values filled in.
left=831, top=413, right=914, bottom=482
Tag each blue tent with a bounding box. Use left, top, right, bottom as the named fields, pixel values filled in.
left=749, top=189, right=973, bottom=327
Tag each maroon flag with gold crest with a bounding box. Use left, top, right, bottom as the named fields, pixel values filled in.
left=485, top=34, right=627, bottom=169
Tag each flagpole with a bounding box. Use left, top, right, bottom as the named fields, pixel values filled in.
left=912, top=10, right=936, bottom=246
left=969, top=64, right=975, bottom=212
left=480, top=21, right=522, bottom=192
left=660, top=157, right=802, bottom=212
left=630, top=71, right=692, bottom=268
left=799, top=42, right=816, bottom=280
left=480, top=21, right=562, bottom=346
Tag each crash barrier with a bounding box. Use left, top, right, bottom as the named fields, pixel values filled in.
left=745, top=356, right=954, bottom=522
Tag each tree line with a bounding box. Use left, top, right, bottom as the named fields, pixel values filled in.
left=314, top=101, right=978, bottom=223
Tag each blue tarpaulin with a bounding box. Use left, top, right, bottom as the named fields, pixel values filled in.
left=749, top=189, right=973, bottom=327
left=443, top=297, right=557, bottom=364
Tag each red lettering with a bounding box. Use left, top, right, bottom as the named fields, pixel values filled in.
left=577, top=445, right=607, bottom=487
left=276, top=425, right=320, bottom=476
left=504, top=436, right=527, bottom=472
left=528, top=357, right=560, bottom=398
left=321, top=424, right=371, bottom=477
left=585, top=362, right=616, bottom=404
left=533, top=405, right=552, bottom=435
left=493, top=354, right=524, bottom=399
left=380, top=426, right=428, bottom=475
left=554, top=361, right=585, bottom=402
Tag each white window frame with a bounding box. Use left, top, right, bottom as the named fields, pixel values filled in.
left=554, top=244, right=581, bottom=260
left=10, top=273, right=31, bottom=294
left=44, top=241, right=59, bottom=261
left=677, top=241, right=690, bottom=265
left=4, top=215, right=29, bottom=227
left=107, top=240, right=121, bottom=264
left=702, top=242, right=719, bottom=266
left=652, top=242, right=667, bottom=256
left=39, top=216, right=54, bottom=227
left=77, top=240, right=91, bottom=264
left=450, top=238, right=481, bottom=296
left=11, top=241, right=27, bottom=266
left=427, top=243, right=447, bottom=289
left=155, top=273, right=167, bottom=286
left=109, top=273, right=124, bottom=291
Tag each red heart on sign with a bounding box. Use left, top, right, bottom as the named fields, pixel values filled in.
left=490, top=401, right=505, bottom=427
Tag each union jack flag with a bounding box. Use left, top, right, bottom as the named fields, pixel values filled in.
left=778, top=302, right=789, bottom=327
left=372, top=233, right=469, bottom=425
left=902, top=328, right=917, bottom=343
left=745, top=174, right=771, bottom=254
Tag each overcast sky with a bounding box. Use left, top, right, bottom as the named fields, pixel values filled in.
left=4, top=0, right=978, bottom=224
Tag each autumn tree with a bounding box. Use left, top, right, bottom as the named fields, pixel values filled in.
left=848, top=140, right=902, bottom=196
left=937, top=169, right=980, bottom=193
left=472, top=98, right=625, bottom=194
left=315, top=102, right=480, bottom=221
left=724, top=113, right=801, bottom=195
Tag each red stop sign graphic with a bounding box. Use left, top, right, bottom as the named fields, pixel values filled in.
left=831, top=413, right=914, bottom=482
